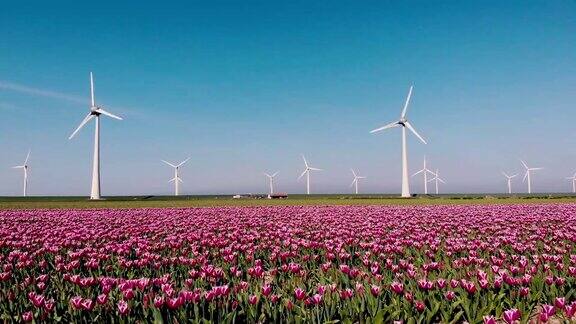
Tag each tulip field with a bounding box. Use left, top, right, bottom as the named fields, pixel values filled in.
left=1, top=204, right=576, bottom=323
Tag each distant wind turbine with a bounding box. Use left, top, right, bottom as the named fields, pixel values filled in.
left=370, top=85, right=427, bottom=198
left=298, top=155, right=322, bottom=195
left=12, top=150, right=31, bottom=197
left=427, top=169, right=445, bottom=194
left=350, top=169, right=366, bottom=194
left=264, top=172, right=278, bottom=194
left=566, top=173, right=576, bottom=193
left=412, top=156, right=435, bottom=194
left=162, top=158, right=190, bottom=196
left=68, top=72, right=123, bottom=200
left=520, top=159, right=543, bottom=194
left=502, top=172, right=517, bottom=194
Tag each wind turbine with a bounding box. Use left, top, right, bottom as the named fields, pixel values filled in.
left=68, top=72, right=123, bottom=200
left=520, top=159, right=542, bottom=194
left=162, top=158, right=190, bottom=196
left=12, top=150, right=31, bottom=197
left=264, top=172, right=278, bottom=194
left=427, top=169, right=445, bottom=194
left=370, top=85, right=427, bottom=198
left=350, top=169, right=366, bottom=194
left=566, top=173, right=576, bottom=193
left=411, top=156, right=435, bottom=194
left=298, top=155, right=322, bottom=195
left=502, top=172, right=517, bottom=194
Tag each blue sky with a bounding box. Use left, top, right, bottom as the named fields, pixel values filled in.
left=0, top=1, right=575, bottom=196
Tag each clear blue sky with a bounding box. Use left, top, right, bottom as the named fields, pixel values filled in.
left=1, top=1, right=575, bottom=196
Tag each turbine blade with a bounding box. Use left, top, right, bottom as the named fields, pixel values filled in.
left=90, top=72, right=95, bottom=107
left=68, top=113, right=94, bottom=139
left=12, top=166, right=24, bottom=169
left=177, top=157, right=191, bottom=167
left=412, top=169, right=424, bottom=177
left=271, top=172, right=278, bottom=177
left=370, top=121, right=400, bottom=133
left=161, top=160, right=177, bottom=168
left=502, top=171, right=509, bottom=178
left=405, top=122, right=427, bottom=144
left=95, top=108, right=123, bottom=120
left=530, top=167, right=543, bottom=171
left=264, top=173, right=271, bottom=178
left=350, top=179, right=356, bottom=187
left=24, top=150, right=31, bottom=165
left=438, top=178, right=446, bottom=184
left=522, top=171, right=528, bottom=182
left=298, top=169, right=308, bottom=180
left=519, top=159, right=529, bottom=169
left=358, top=176, right=366, bottom=179
left=309, top=167, right=323, bottom=171
left=302, top=155, right=308, bottom=168
left=351, top=169, right=357, bottom=177
left=400, top=85, right=413, bottom=119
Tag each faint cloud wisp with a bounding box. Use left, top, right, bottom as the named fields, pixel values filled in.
left=0, top=80, right=85, bottom=104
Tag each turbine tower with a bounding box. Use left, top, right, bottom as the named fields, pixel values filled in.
left=264, top=172, right=278, bottom=195
left=412, top=156, right=434, bottom=194
left=520, top=159, right=542, bottom=194
left=350, top=169, right=366, bottom=194
left=162, top=158, right=190, bottom=196
left=298, top=155, right=322, bottom=195
left=566, top=173, right=576, bottom=193
left=69, top=72, right=123, bottom=200
left=12, top=150, right=31, bottom=197
left=502, top=172, right=517, bottom=194
left=370, top=85, right=427, bottom=198
left=427, top=169, right=445, bottom=194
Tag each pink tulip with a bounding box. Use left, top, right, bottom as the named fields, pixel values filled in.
left=153, top=295, right=164, bottom=308
left=294, top=288, right=306, bottom=300
left=502, top=308, right=521, bottom=324
left=565, top=302, right=576, bottom=318
left=391, top=282, right=404, bottom=294
left=22, top=311, right=33, bottom=323
left=249, top=295, right=259, bottom=305
left=555, top=297, right=566, bottom=309
left=70, top=296, right=83, bottom=310
left=483, top=315, right=496, bottom=324
left=117, top=300, right=129, bottom=315
left=262, top=284, right=272, bottom=297
left=370, top=285, right=381, bottom=297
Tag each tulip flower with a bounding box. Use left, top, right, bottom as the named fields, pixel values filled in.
left=294, top=288, right=306, bottom=300
left=391, top=282, right=404, bottom=294
left=249, top=295, right=259, bottom=305
left=117, top=300, right=129, bottom=315
left=502, top=308, right=521, bottom=324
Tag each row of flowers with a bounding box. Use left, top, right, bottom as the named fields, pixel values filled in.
left=1, top=204, right=576, bottom=322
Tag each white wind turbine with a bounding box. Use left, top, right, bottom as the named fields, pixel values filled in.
left=12, top=150, right=31, bottom=197
left=162, top=158, right=190, bottom=196
left=502, top=172, right=517, bottom=194
left=520, top=159, right=543, bottom=194
left=370, top=85, right=427, bottom=198
left=298, top=155, right=322, bottom=195
left=566, top=173, right=576, bottom=193
left=264, top=172, right=278, bottom=194
left=350, top=169, right=366, bottom=194
left=69, top=72, right=123, bottom=200
left=411, top=156, right=435, bottom=195
left=427, top=169, right=445, bottom=194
